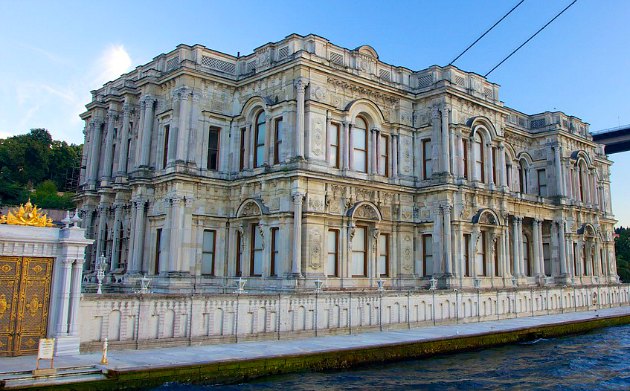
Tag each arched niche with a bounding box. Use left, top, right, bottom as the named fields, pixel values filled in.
left=347, top=201, right=382, bottom=222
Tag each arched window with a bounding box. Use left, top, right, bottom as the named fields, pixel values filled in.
left=473, top=133, right=484, bottom=182
left=352, top=117, right=368, bottom=173
left=518, top=159, right=528, bottom=193
left=254, top=111, right=266, bottom=168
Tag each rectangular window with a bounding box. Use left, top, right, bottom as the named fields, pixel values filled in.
left=274, top=118, right=283, bottom=165
left=378, top=134, right=388, bottom=176
left=207, top=126, right=220, bottom=170
left=474, top=138, right=484, bottom=182
left=329, top=123, right=340, bottom=168
left=422, top=234, right=433, bottom=277
left=351, top=226, right=367, bottom=276
left=270, top=227, right=279, bottom=276
left=202, top=230, right=216, bottom=275
left=494, top=240, right=499, bottom=277
left=537, top=169, right=547, bottom=197
left=154, top=228, right=162, bottom=275
left=506, top=164, right=512, bottom=190
left=573, top=242, right=578, bottom=276
left=162, top=125, right=170, bottom=169
left=543, top=242, right=551, bottom=276
left=250, top=225, right=263, bottom=276
left=378, top=233, right=389, bottom=277
left=239, top=127, right=246, bottom=171
left=492, top=147, right=497, bottom=184
left=464, top=233, right=471, bottom=277
left=422, top=139, right=432, bottom=179
left=236, top=231, right=242, bottom=276
left=477, top=231, right=486, bottom=276
left=255, top=122, right=265, bottom=168
left=326, top=229, right=339, bottom=277
left=523, top=237, right=531, bottom=276
left=352, top=127, right=367, bottom=172
left=462, top=139, right=468, bottom=179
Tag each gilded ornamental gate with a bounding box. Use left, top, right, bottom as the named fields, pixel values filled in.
left=0, top=256, right=53, bottom=356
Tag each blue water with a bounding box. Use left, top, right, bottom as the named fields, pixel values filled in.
left=155, top=324, right=630, bottom=390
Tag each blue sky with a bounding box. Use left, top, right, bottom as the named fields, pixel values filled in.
left=1, top=0, right=629, bottom=224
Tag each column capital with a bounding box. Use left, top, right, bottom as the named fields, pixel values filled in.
left=294, top=78, right=308, bottom=92
left=292, top=192, right=305, bottom=203
left=431, top=105, right=440, bottom=119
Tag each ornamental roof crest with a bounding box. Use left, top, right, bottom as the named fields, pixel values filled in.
left=0, top=199, right=54, bottom=227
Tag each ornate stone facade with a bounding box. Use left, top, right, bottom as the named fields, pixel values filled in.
left=77, top=34, right=618, bottom=292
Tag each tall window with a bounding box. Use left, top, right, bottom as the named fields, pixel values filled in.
left=422, top=234, right=433, bottom=277
left=473, top=134, right=484, bottom=182
left=352, top=118, right=368, bottom=172
left=250, top=225, right=263, bottom=276
left=236, top=230, right=242, bottom=276
left=464, top=233, right=471, bottom=277
left=519, top=160, right=528, bottom=193
left=422, top=139, right=432, bottom=179
left=162, top=125, right=170, bottom=169
left=543, top=243, right=551, bottom=276
left=462, top=138, right=468, bottom=179
left=506, top=162, right=512, bottom=190
left=378, top=134, right=388, bottom=176
left=378, top=233, right=389, bottom=277
left=477, top=231, right=486, bottom=276
left=254, top=111, right=266, bottom=168
left=273, top=118, right=283, bottom=165
left=202, top=230, right=216, bottom=275
left=154, top=228, right=162, bottom=275
left=577, top=164, right=585, bottom=202
left=351, top=226, right=367, bottom=276
left=494, top=240, right=499, bottom=277
left=329, top=123, right=340, bottom=168
left=523, top=235, right=531, bottom=276
left=326, top=229, right=339, bottom=277
left=270, top=227, right=279, bottom=276
left=239, top=127, right=246, bottom=170
left=537, top=169, right=547, bottom=197
left=573, top=242, right=578, bottom=276
left=492, top=148, right=497, bottom=184
left=207, top=126, right=220, bottom=170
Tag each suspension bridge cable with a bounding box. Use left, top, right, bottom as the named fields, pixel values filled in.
left=484, top=0, right=578, bottom=77
left=449, top=0, right=526, bottom=66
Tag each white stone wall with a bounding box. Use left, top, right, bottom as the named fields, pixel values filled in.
left=78, top=284, right=630, bottom=349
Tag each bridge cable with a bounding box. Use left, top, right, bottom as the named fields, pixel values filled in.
left=449, top=0, right=526, bottom=66
left=484, top=0, right=578, bottom=77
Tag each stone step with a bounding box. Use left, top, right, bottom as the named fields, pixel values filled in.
left=0, top=366, right=106, bottom=389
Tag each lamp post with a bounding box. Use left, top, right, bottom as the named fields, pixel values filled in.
left=96, top=254, right=107, bottom=295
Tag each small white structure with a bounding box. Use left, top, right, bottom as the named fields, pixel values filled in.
left=0, top=206, right=92, bottom=356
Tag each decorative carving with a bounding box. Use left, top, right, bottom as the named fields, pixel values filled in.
left=240, top=201, right=261, bottom=217
left=25, top=296, right=42, bottom=317
left=312, top=118, right=324, bottom=157
left=0, top=199, right=53, bottom=227
left=308, top=196, right=324, bottom=212
left=354, top=204, right=379, bottom=221
left=309, top=229, right=322, bottom=269
left=0, top=294, right=7, bottom=319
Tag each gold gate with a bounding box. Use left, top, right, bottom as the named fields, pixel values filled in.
left=0, top=256, right=53, bottom=356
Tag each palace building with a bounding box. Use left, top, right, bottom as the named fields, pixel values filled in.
left=77, top=34, right=618, bottom=293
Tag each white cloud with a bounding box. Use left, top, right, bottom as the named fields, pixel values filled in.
left=93, top=44, right=132, bottom=87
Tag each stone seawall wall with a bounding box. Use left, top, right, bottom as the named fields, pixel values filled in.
left=78, top=285, right=630, bottom=351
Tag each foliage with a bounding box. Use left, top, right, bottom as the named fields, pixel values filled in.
left=0, top=129, right=82, bottom=209
left=614, top=226, right=630, bottom=282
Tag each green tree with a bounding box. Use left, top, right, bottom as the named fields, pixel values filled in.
left=30, top=180, right=75, bottom=210
left=614, top=227, right=630, bottom=282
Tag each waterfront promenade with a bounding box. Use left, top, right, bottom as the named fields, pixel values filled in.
left=1, top=306, right=629, bottom=389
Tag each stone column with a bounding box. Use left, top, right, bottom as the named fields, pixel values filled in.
left=129, top=200, right=146, bottom=274
left=55, top=259, right=73, bottom=336
left=532, top=219, right=541, bottom=277
left=554, top=145, right=565, bottom=197
left=594, top=240, right=602, bottom=276
left=188, top=93, right=200, bottom=165
left=498, top=142, right=507, bottom=188
left=558, top=221, right=567, bottom=275
left=291, top=192, right=304, bottom=276
left=443, top=205, right=452, bottom=275
left=95, top=204, right=108, bottom=258
left=433, top=207, right=443, bottom=275
left=247, top=122, right=254, bottom=169
left=431, top=107, right=441, bottom=174
left=139, top=97, right=155, bottom=167
left=295, top=78, right=307, bottom=158
left=512, top=218, right=521, bottom=276
left=169, top=198, right=183, bottom=273
left=342, top=121, right=350, bottom=170
left=102, top=109, right=117, bottom=180
left=371, top=128, right=379, bottom=174
left=264, top=114, right=272, bottom=166
left=441, top=108, right=451, bottom=174
left=176, top=88, right=191, bottom=163
left=110, top=204, right=123, bottom=270
left=392, top=133, right=399, bottom=178
left=68, top=259, right=84, bottom=336
left=88, top=119, right=103, bottom=185
left=517, top=218, right=525, bottom=276
left=117, top=103, right=131, bottom=176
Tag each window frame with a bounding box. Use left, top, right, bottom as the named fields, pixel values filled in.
left=326, top=229, right=339, bottom=277
left=239, top=127, right=246, bottom=171
left=270, top=227, right=279, bottom=276
left=207, top=126, right=220, bottom=170
left=329, top=122, right=340, bottom=168
left=273, top=117, right=283, bottom=165
left=422, top=234, right=433, bottom=277
left=250, top=224, right=263, bottom=277
left=351, top=225, right=368, bottom=277
left=378, top=233, right=389, bottom=277
left=162, top=125, right=170, bottom=169
left=378, top=134, right=389, bottom=176
left=254, top=111, right=266, bottom=168
left=154, top=228, right=162, bottom=275
left=422, top=139, right=432, bottom=179
left=201, top=229, right=217, bottom=276
left=352, top=117, right=368, bottom=173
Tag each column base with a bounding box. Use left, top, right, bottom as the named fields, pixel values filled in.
left=54, top=335, right=80, bottom=356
